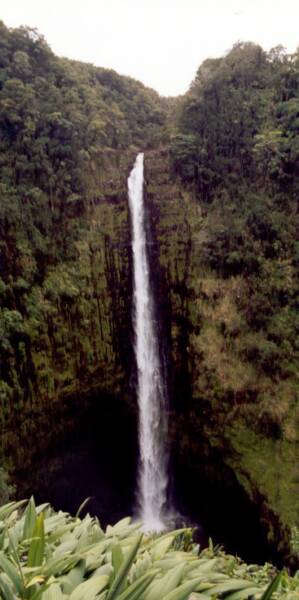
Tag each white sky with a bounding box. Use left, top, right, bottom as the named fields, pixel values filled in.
left=1, top=0, right=299, bottom=96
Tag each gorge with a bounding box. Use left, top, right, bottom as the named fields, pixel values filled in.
left=0, top=20, right=298, bottom=581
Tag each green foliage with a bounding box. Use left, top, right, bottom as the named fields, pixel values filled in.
left=167, top=42, right=299, bottom=457
left=0, top=468, right=15, bottom=505
left=172, top=42, right=299, bottom=199
left=291, top=528, right=299, bottom=554
left=0, top=19, right=167, bottom=287
left=146, top=126, right=298, bottom=542
left=0, top=499, right=297, bottom=600
left=0, top=20, right=167, bottom=460
left=170, top=134, right=198, bottom=182
left=0, top=17, right=167, bottom=293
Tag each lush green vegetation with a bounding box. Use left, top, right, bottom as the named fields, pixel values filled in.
left=0, top=498, right=297, bottom=600
left=164, top=43, right=299, bottom=537
left=0, top=21, right=167, bottom=478
left=170, top=45, right=299, bottom=390
left=0, top=18, right=166, bottom=284
left=0, top=21, right=298, bottom=573
left=0, top=18, right=166, bottom=301
left=171, top=43, right=299, bottom=196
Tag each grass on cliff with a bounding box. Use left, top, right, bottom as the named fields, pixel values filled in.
left=0, top=498, right=298, bottom=600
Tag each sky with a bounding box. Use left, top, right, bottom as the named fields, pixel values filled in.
left=1, top=0, right=299, bottom=96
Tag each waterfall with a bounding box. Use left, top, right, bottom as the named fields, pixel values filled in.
left=128, top=153, right=168, bottom=532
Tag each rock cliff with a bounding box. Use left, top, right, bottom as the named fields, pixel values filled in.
left=144, top=148, right=298, bottom=566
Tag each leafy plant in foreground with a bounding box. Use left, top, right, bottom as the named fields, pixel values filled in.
left=0, top=498, right=297, bottom=599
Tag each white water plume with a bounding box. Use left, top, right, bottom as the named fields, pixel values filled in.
left=128, top=153, right=168, bottom=532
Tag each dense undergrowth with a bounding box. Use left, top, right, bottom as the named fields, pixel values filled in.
left=170, top=43, right=299, bottom=405
left=0, top=20, right=167, bottom=476
left=0, top=18, right=166, bottom=381
left=0, top=498, right=298, bottom=600
left=167, top=42, right=299, bottom=532
left=0, top=19, right=166, bottom=291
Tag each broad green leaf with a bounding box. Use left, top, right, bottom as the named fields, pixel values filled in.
left=69, top=574, right=108, bottom=600
left=190, top=558, right=218, bottom=575
left=106, top=523, right=141, bottom=541
left=76, top=530, right=91, bottom=551
left=43, top=555, right=82, bottom=577
left=112, top=543, right=124, bottom=575
left=0, top=530, right=5, bottom=551
left=90, top=522, right=105, bottom=543
left=106, top=534, right=143, bottom=600
left=36, top=503, right=50, bottom=515
left=84, top=541, right=109, bottom=571
left=28, top=513, right=45, bottom=567
left=41, top=583, right=64, bottom=600
left=0, top=500, right=27, bottom=521
left=60, top=559, right=86, bottom=594
left=198, top=573, right=228, bottom=583
left=226, top=586, right=262, bottom=599
left=6, top=510, right=18, bottom=527
left=53, top=539, right=78, bottom=557
left=143, top=563, right=186, bottom=600
left=44, top=514, right=69, bottom=535
left=7, top=528, right=19, bottom=557
left=23, top=497, right=37, bottom=540
left=0, top=551, right=24, bottom=595
left=203, top=579, right=255, bottom=596
left=0, top=573, right=15, bottom=600
left=116, top=572, right=156, bottom=600
left=7, top=531, right=22, bottom=576
left=130, top=551, right=152, bottom=582
left=110, top=518, right=132, bottom=532
left=260, top=572, right=283, bottom=600
left=151, top=535, right=176, bottom=561
left=163, top=578, right=202, bottom=600
left=30, top=583, right=51, bottom=600
left=90, top=564, right=113, bottom=578
left=48, top=524, right=76, bottom=543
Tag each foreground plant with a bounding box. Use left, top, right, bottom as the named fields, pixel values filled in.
left=0, top=499, right=297, bottom=600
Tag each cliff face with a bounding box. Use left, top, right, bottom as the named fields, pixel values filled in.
left=0, top=21, right=169, bottom=482
left=144, top=148, right=298, bottom=565
left=1, top=142, right=297, bottom=566
left=2, top=143, right=297, bottom=565
left=1, top=150, right=135, bottom=473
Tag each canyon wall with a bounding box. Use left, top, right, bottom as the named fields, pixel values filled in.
left=1, top=151, right=135, bottom=473
left=144, top=148, right=298, bottom=566
left=1, top=145, right=297, bottom=565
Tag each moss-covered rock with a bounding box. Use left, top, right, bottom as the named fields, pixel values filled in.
left=0, top=150, right=135, bottom=474
left=144, top=148, right=299, bottom=566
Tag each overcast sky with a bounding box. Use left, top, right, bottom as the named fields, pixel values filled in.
left=1, top=0, right=299, bottom=96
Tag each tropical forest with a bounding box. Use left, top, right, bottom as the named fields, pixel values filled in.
left=0, top=17, right=298, bottom=600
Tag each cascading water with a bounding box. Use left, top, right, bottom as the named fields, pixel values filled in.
left=128, top=153, right=168, bottom=531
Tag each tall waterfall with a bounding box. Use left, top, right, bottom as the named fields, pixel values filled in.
left=128, top=153, right=168, bottom=531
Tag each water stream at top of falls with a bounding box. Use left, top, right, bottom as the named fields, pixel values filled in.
left=128, top=153, right=168, bottom=531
